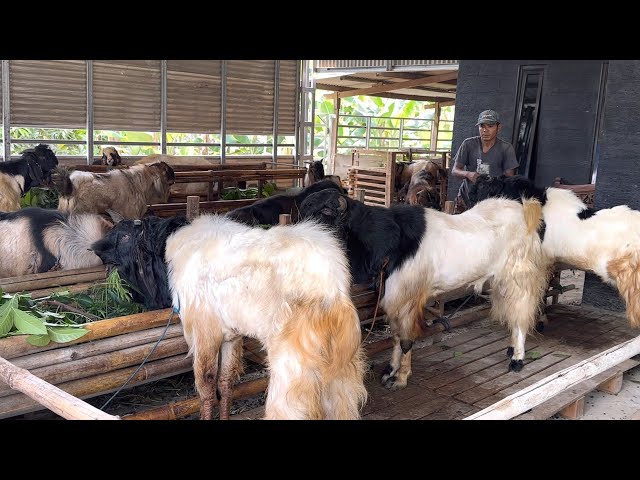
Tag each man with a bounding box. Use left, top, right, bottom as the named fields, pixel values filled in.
left=451, top=109, right=519, bottom=210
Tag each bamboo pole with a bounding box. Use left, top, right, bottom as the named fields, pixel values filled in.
left=124, top=376, right=269, bottom=420
left=9, top=324, right=184, bottom=373
left=0, top=308, right=176, bottom=360
left=0, top=354, right=193, bottom=419
left=0, top=356, right=118, bottom=420
left=1, top=268, right=107, bottom=294
left=465, top=333, right=640, bottom=420
left=0, top=336, right=188, bottom=398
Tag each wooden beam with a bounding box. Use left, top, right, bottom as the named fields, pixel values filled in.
left=317, top=85, right=451, bottom=103
left=337, top=72, right=458, bottom=99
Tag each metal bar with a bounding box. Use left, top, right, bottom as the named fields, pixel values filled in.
left=272, top=60, right=280, bottom=166
left=398, top=118, right=404, bottom=149
left=293, top=60, right=301, bottom=167
left=160, top=60, right=167, bottom=154
left=365, top=117, right=371, bottom=149
left=220, top=60, right=227, bottom=165
left=2, top=60, right=10, bottom=161
left=86, top=60, right=94, bottom=165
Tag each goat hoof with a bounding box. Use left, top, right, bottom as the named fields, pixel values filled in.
left=509, top=359, right=524, bottom=372
left=382, top=376, right=407, bottom=390
left=506, top=346, right=514, bottom=357
left=535, top=321, right=545, bottom=333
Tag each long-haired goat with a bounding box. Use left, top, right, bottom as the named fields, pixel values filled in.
left=300, top=189, right=550, bottom=388
left=0, top=208, right=112, bottom=278
left=91, top=214, right=368, bottom=420
left=55, top=161, right=175, bottom=219
left=0, top=144, right=59, bottom=212
left=468, top=173, right=640, bottom=329
left=225, top=179, right=344, bottom=226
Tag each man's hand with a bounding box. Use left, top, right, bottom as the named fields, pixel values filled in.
left=467, top=171, right=480, bottom=183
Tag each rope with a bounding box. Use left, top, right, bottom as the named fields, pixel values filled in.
left=432, top=294, right=476, bottom=332
left=99, top=307, right=176, bottom=411
left=362, top=257, right=390, bottom=344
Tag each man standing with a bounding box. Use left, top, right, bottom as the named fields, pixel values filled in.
left=451, top=109, right=519, bottom=210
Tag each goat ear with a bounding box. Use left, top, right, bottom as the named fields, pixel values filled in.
left=337, top=195, right=348, bottom=212
left=105, top=209, right=125, bottom=224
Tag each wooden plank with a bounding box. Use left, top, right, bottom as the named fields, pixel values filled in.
left=514, top=359, right=639, bottom=420
left=419, top=398, right=476, bottom=420
left=558, top=396, right=584, bottom=419
left=447, top=345, right=568, bottom=402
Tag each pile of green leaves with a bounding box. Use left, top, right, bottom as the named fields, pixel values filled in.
left=20, top=187, right=59, bottom=209
left=221, top=182, right=278, bottom=200
left=0, top=270, right=145, bottom=346
left=52, top=269, right=145, bottom=320
left=0, top=292, right=90, bottom=346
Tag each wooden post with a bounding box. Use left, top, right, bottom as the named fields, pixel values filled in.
left=329, top=94, right=341, bottom=176
left=279, top=214, right=292, bottom=225
left=186, top=196, right=200, bottom=222
left=355, top=189, right=365, bottom=203
left=444, top=200, right=455, bottom=215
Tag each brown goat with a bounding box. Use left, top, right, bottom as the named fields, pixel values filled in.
left=92, top=146, right=123, bottom=166
left=55, top=162, right=175, bottom=219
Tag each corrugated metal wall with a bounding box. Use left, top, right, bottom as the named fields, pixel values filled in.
left=277, top=61, right=298, bottom=136
left=93, top=60, right=161, bottom=131
left=10, top=60, right=87, bottom=128
left=167, top=60, right=221, bottom=134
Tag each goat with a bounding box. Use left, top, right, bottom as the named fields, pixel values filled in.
left=135, top=153, right=225, bottom=197
left=55, top=161, right=175, bottom=219
left=91, top=214, right=368, bottom=420
left=0, top=207, right=112, bottom=278
left=395, top=159, right=447, bottom=190
left=92, top=146, right=123, bottom=166
left=300, top=189, right=550, bottom=387
left=225, top=179, right=344, bottom=226
left=0, top=144, right=59, bottom=212
left=304, top=160, right=342, bottom=189
left=398, top=169, right=441, bottom=210
left=468, top=174, right=640, bottom=329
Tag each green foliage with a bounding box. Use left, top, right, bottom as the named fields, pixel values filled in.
left=0, top=270, right=145, bottom=346
left=0, top=291, right=89, bottom=345
left=221, top=187, right=259, bottom=200
left=20, top=187, right=59, bottom=209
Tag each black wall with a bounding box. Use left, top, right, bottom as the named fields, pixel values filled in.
left=582, top=60, right=640, bottom=310
left=449, top=60, right=603, bottom=199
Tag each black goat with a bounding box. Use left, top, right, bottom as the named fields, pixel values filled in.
left=90, top=215, right=189, bottom=310
left=225, top=179, right=344, bottom=226
left=466, top=174, right=546, bottom=208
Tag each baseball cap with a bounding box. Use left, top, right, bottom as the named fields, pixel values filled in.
left=476, top=110, right=500, bottom=126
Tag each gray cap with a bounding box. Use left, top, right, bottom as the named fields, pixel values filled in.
left=476, top=110, right=500, bottom=126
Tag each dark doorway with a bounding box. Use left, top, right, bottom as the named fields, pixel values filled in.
left=512, top=66, right=544, bottom=178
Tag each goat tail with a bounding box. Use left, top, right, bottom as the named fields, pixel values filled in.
left=282, top=296, right=367, bottom=419
left=522, top=197, right=543, bottom=235
left=607, top=252, right=640, bottom=327
left=53, top=167, right=74, bottom=197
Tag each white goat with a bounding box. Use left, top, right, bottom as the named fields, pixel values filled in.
left=165, top=215, right=367, bottom=420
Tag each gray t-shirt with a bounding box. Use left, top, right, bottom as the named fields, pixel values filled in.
left=452, top=136, right=519, bottom=176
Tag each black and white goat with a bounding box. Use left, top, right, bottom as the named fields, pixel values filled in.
left=0, top=144, right=59, bottom=212
left=300, top=189, right=550, bottom=388
left=0, top=207, right=113, bottom=278
left=225, top=179, right=344, bottom=226
left=468, top=174, right=640, bottom=329
left=91, top=214, right=367, bottom=420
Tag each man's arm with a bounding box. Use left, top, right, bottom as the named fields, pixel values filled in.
left=452, top=162, right=479, bottom=182
left=451, top=139, right=479, bottom=182
left=502, top=142, right=519, bottom=175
